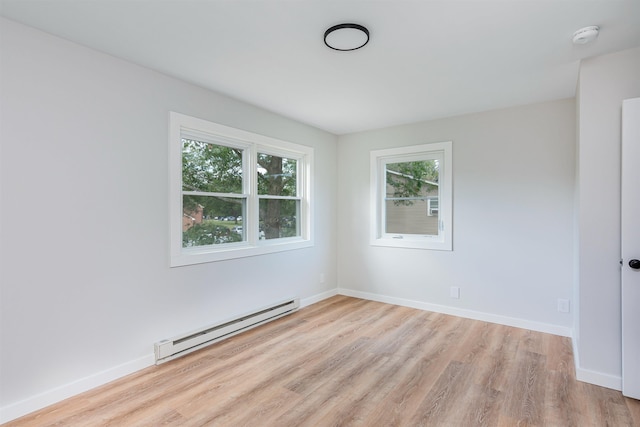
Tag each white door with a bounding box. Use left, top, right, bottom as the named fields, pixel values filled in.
left=622, top=97, right=640, bottom=399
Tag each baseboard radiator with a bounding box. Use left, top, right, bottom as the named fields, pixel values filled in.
left=154, top=298, right=300, bottom=365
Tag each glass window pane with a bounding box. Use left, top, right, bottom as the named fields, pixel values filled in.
left=259, top=199, right=299, bottom=239
left=385, top=159, right=439, bottom=199
left=385, top=199, right=438, bottom=235
left=385, top=159, right=439, bottom=235
left=182, top=139, right=243, bottom=193
left=257, top=153, right=297, bottom=196
left=183, top=195, right=245, bottom=247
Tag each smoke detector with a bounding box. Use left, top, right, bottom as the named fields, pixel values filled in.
left=573, top=26, right=599, bottom=45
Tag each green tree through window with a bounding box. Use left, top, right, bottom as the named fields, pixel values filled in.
left=386, top=160, right=439, bottom=206
left=182, top=139, right=244, bottom=247
left=258, top=153, right=298, bottom=239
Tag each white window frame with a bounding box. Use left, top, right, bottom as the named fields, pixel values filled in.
left=370, top=141, right=452, bottom=251
left=169, top=112, right=313, bottom=266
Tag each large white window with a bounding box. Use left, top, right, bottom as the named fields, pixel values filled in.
left=169, top=112, right=313, bottom=266
left=370, top=141, right=452, bottom=250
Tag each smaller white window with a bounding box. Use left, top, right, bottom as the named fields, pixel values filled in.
left=370, top=141, right=452, bottom=251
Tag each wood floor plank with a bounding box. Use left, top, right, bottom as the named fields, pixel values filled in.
left=358, top=314, right=475, bottom=426
left=4, top=296, right=639, bottom=427
left=471, top=324, right=520, bottom=394
left=543, top=369, right=579, bottom=426
left=407, top=360, right=476, bottom=426
left=281, top=351, right=392, bottom=426
left=502, top=347, right=547, bottom=425
left=545, top=334, right=575, bottom=377
left=627, top=397, right=640, bottom=426
left=458, top=383, right=503, bottom=427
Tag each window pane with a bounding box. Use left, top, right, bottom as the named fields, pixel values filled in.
left=183, top=195, right=245, bottom=247
left=182, top=139, right=243, bottom=193
left=385, top=159, right=439, bottom=235
left=385, top=199, right=438, bottom=235
left=386, top=160, right=439, bottom=198
left=259, top=199, right=299, bottom=239
left=257, top=153, right=297, bottom=196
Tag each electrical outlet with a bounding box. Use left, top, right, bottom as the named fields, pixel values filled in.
left=450, top=286, right=460, bottom=299
left=319, top=273, right=325, bottom=284
left=557, top=299, right=570, bottom=313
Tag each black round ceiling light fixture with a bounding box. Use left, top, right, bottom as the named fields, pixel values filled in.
left=324, top=23, right=370, bottom=51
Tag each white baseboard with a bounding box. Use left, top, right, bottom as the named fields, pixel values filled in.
left=300, top=288, right=338, bottom=308
left=571, top=339, right=622, bottom=391
left=338, top=287, right=573, bottom=338
left=0, top=354, right=155, bottom=424
left=575, top=367, right=622, bottom=391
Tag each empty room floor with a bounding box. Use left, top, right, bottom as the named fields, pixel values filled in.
left=5, top=296, right=640, bottom=426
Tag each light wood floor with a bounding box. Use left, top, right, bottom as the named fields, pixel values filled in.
left=5, top=296, right=640, bottom=426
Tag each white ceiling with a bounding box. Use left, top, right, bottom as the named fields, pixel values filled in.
left=2, top=1, right=639, bottom=135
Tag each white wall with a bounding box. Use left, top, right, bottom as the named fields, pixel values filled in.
left=337, top=99, right=576, bottom=333
left=575, top=47, right=640, bottom=388
left=0, top=18, right=337, bottom=420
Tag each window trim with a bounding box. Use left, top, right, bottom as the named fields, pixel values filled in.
left=169, top=112, right=313, bottom=266
left=370, top=141, right=452, bottom=251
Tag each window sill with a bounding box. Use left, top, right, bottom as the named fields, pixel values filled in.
left=170, top=238, right=313, bottom=267
left=370, top=237, right=452, bottom=251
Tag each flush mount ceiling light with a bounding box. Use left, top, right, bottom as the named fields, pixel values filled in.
left=573, top=26, right=600, bottom=45
left=324, top=23, right=370, bottom=51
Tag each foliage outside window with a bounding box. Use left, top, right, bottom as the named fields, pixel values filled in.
left=258, top=153, right=300, bottom=240
left=182, top=140, right=246, bottom=247
left=370, top=142, right=452, bottom=251
left=170, top=113, right=313, bottom=266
